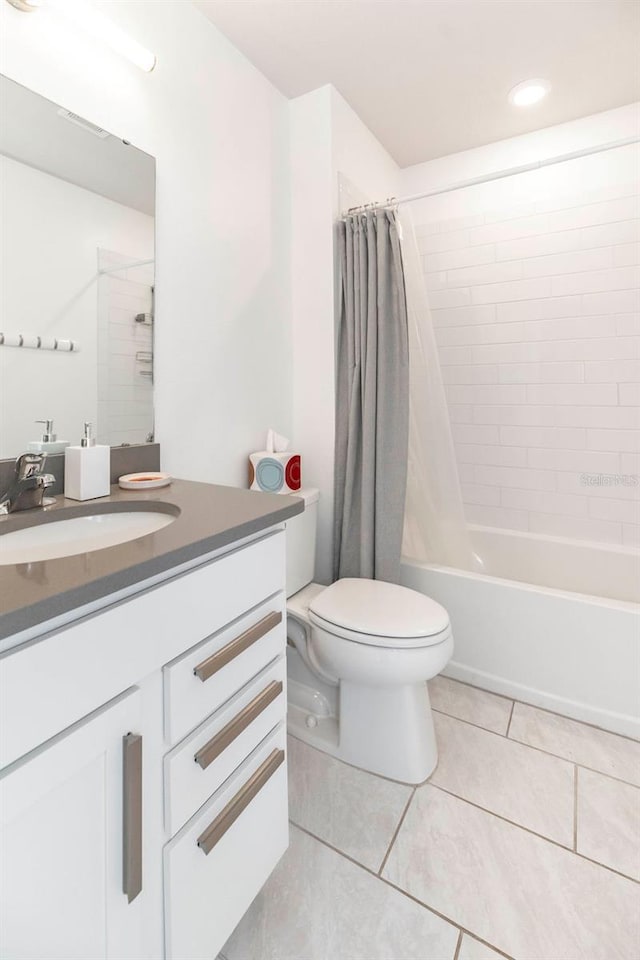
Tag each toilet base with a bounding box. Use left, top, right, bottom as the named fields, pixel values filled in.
left=287, top=672, right=438, bottom=784
left=339, top=680, right=437, bottom=783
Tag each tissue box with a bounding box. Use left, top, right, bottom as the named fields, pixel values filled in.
left=249, top=452, right=301, bottom=493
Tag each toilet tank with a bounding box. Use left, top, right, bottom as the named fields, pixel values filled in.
left=285, top=488, right=320, bottom=597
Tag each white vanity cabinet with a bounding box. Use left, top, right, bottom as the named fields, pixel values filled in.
left=0, top=527, right=289, bottom=960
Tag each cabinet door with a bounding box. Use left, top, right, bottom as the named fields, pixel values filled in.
left=0, top=688, right=144, bottom=960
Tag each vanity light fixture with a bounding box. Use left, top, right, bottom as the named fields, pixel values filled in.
left=508, top=79, right=550, bottom=107
left=6, top=0, right=43, bottom=10
left=4, top=0, right=157, bottom=72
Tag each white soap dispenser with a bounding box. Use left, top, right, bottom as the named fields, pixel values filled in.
left=28, top=419, right=70, bottom=455
left=64, top=421, right=110, bottom=501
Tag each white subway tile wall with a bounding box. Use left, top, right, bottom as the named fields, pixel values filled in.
left=415, top=187, right=640, bottom=546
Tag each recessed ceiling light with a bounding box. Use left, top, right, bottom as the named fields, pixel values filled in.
left=508, top=79, right=551, bottom=107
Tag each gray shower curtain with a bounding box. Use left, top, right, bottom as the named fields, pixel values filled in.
left=333, top=208, right=409, bottom=584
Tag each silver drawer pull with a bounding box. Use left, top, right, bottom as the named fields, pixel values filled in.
left=197, top=749, right=285, bottom=855
left=193, top=611, right=283, bottom=683
left=194, top=681, right=283, bottom=771
left=122, top=733, right=143, bottom=903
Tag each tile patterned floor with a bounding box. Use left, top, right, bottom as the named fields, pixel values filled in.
left=223, top=677, right=640, bottom=960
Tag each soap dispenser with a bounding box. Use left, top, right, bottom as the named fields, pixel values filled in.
left=64, top=422, right=110, bottom=501
left=28, top=419, right=70, bottom=455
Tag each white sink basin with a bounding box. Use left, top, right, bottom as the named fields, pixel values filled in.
left=0, top=511, right=176, bottom=565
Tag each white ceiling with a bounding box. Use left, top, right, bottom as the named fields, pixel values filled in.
left=195, top=0, right=640, bottom=167
left=0, top=76, right=155, bottom=215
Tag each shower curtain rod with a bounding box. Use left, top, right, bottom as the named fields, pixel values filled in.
left=345, top=135, right=640, bottom=215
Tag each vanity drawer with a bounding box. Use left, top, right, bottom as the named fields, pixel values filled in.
left=164, top=655, right=286, bottom=836
left=164, top=724, right=288, bottom=960
left=163, top=594, right=286, bottom=746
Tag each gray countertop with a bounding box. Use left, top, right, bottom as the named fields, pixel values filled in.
left=0, top=479, right=304, bottom=641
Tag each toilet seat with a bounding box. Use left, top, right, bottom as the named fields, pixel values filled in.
left=308, top=578, right=451, bottom=649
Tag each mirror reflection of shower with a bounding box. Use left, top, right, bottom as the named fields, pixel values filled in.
left=136, top=283, right=155, bottom=427
left=97, top=251, right=156, bottom=446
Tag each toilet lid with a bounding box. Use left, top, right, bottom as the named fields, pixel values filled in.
left=308, top=578, right=450, bottom=646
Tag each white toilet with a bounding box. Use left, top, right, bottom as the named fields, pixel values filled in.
left=285, top=489, right=453, bottom=784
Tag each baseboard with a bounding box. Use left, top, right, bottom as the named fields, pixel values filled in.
left=444, top=660, right=640, bottom=741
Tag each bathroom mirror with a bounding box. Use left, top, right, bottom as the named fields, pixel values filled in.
left=0, top=75, right=156, bottom=459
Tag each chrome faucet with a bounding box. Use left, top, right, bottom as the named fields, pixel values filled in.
left=0, top=453, right=56, bottom=515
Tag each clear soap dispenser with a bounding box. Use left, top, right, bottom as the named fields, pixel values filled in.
left=28, top=419, right=70, bottom=455
left=64, top=421, right=110, bottom=501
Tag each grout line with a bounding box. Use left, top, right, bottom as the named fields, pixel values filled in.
left=425, top=212, right=638, bottom=248
left=437, top=235, right=638, bottom=267
left=435, top=274, right=638, bottom=294
left=435, top=673, right=514, bottom=706
left=430, top=700, right=640, bottom=790
left=426, top=782, right=639, bottom=885
left=291, top=729, right=639, bottom=882
left=452, top=929, right=463, bottom=960
left=441, top=351, right=639, bottom=368
left=290, top=690, right=639, bottom=874
left=504, top=696, right=640, bottom=746
left=290, top=822, right=515, bottom=960
left=381, top=876, right=517, bottom=960
left=292, top=820, right=390, bottom=881
left=505, top=736, right=640, bottom=787
left=447, top=480, right=627, bottom=501
left=288, top=731, right=420, bottom=788
left=505, top=700, right=516, bottom=738
left=426, top=781, right=574, bottom=848
left=436, top=674, right=640, bottom=750
left=285, top=672, right=639, bottom=959
left=431, top=285, right=640, bottom=329
left=296, top=703, right=639, bottom=792
left=574, top=765, right=579, bottom=853
left=434, top=262, right=640, bottom=291
left=429, top=709, right=514, bottom=744
left=377, top=787, right=416, bottom=876
left=432, top=709, right=520, bottom=745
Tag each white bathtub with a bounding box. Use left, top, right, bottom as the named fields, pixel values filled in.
left=401, top=525, right=640, bottom=739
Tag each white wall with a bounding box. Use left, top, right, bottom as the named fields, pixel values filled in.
left=0, top=155, right=153, bottom=457
left=290, top=86, right=399, bottom=582
left=401, top=105, right=640, bottom=548
left=290, top=88, right=334, bottom=581
left=0, top=0, right=292, bottom=486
